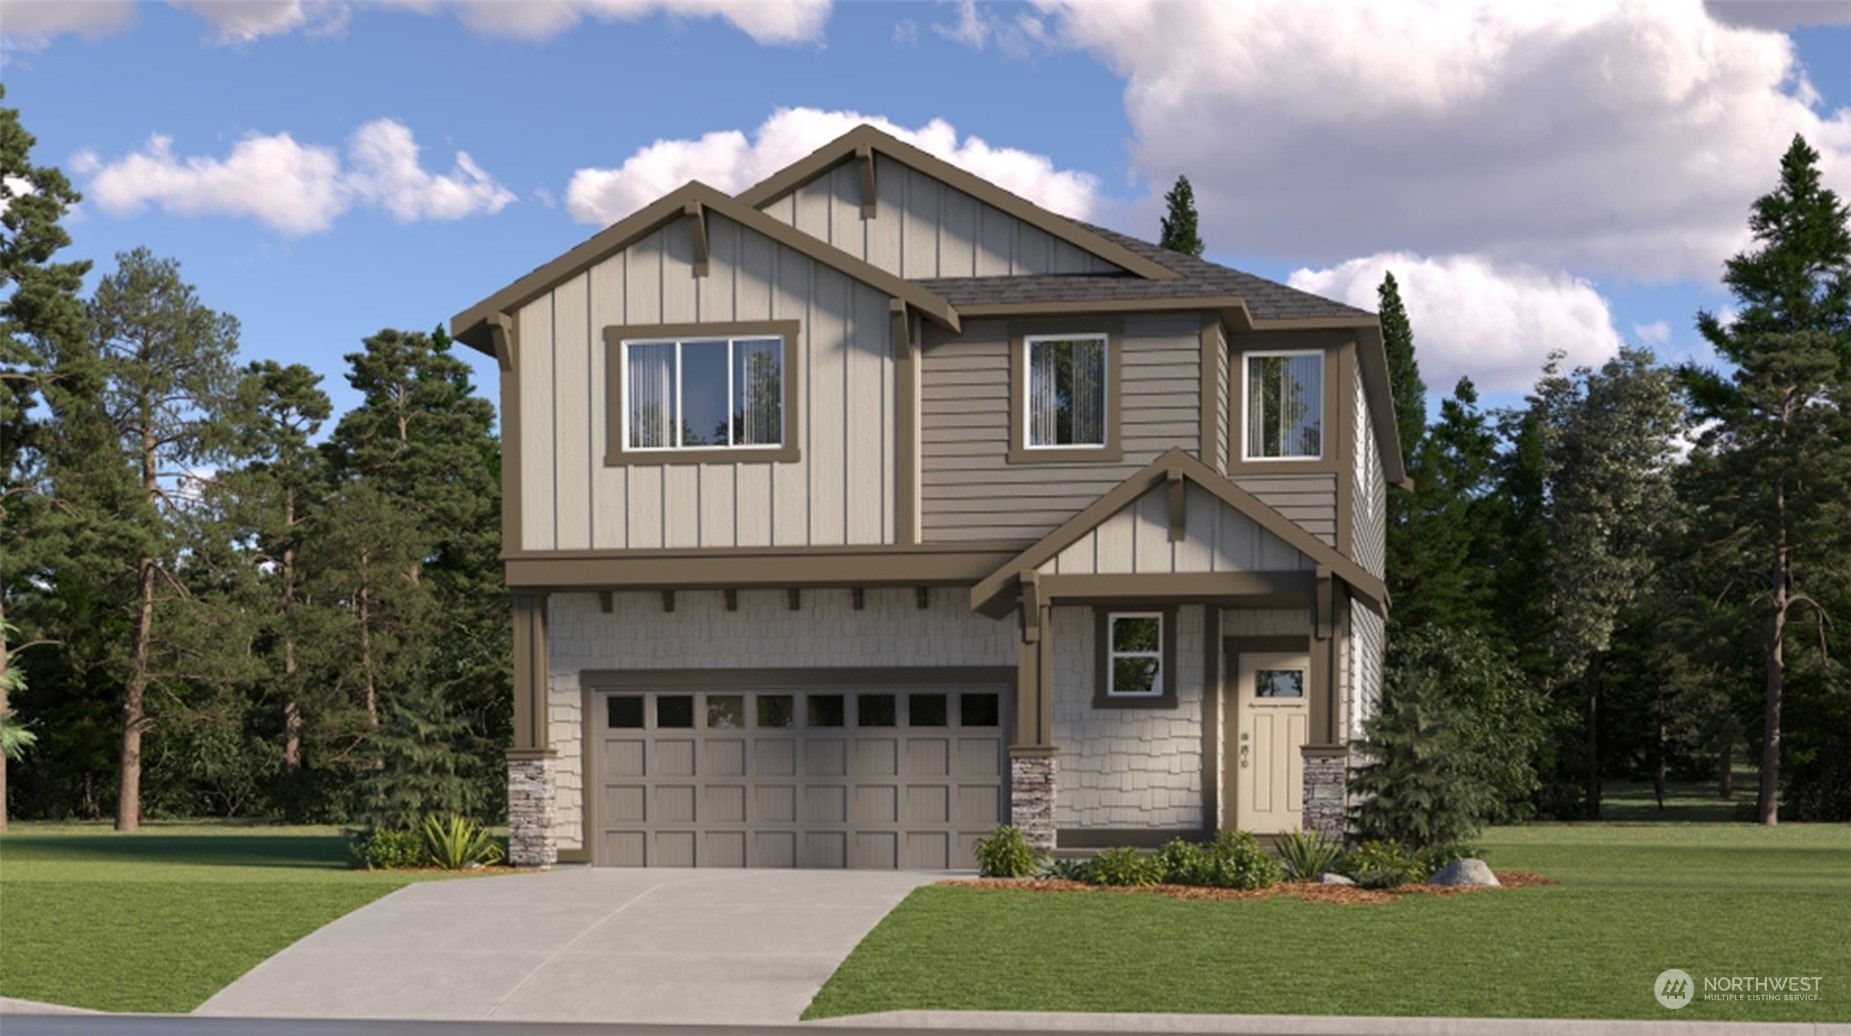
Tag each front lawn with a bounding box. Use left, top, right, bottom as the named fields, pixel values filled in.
left=805, top=823, right=1851, bottom=1022
left=0, top=821, right=475, bottom=1013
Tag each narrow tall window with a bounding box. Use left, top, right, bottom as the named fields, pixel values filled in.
left=1026, top=334, right=1107, bottom=448
left=1245, top=351, right=1323, bottom=459
left=624, top=336, right=784, bottom=451
left=1107, top=612, right=1164, bottom=697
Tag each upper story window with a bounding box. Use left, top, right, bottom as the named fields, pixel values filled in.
left=1025, top=334, right=1108, bottom=448
left=1244, top=350, right=1323, bottom=460
left=623, top=336, right=784, bottom=451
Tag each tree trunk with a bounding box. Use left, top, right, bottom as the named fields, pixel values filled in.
left=1, top=594, right=10, bottom=834
left=1758, top=498, right=1787, bottom=826
left=1583, top=655, right=1604, bottom=820
left=359, top=560, right=377, bottom=729
left=1654, top=718, right=1668, bottom=812
left=117, top=554, right=155, bottom=832
left=281, top=516, right=300, bottom=774
left=1719, top=740, right=1734, bottom=799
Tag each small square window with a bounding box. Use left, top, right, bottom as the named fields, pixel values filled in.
left=607, top=696, right=645, bottom=729
left=908, top=693, right=948, bottom=728
left=960, top=692, right=1000, bottom=728
left=858, top=694, right=897, bottom=728
left=706, top=694, right=745, bottom=729
left=657, top=695, right=695, bottom=729
left=1107, top=613, right=1164, bottom=698
left=807, top=694, right=845, bottom=728
left=756, top=694, right=795, bottom=728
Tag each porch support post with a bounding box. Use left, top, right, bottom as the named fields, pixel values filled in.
left=1303, top=568, right=1348, bottom=841
left=1010, top=573, right=1057, bottom=851
left=508, top=591, right=557, bottom=868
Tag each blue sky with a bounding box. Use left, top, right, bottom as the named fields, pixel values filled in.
left=5, top=0, right=1849, bottom=423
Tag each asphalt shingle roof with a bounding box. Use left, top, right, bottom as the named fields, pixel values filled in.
left=914, top=223, right=1375, bottom=323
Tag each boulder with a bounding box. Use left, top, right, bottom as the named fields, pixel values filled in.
left=1318, top=872, right=1355, bottom=886
left=1426, top=858, right=1499, bottom=887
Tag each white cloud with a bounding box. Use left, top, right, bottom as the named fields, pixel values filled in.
left=934, top=0, right=989, bottom=48
left=449, top=0, right=830, bottom=44
left=0, top=0, right=137, bottom=46
left=1032, top=1, right=1851, bottom=282
left=1289, top=253, right=1624, bottom=393
left=892, top=18, right=918, bottom=45
left=566, top=107, right=1100, bottom=225
left=1704, top=1, right=1851, bottom=30
left=1633, top=319, right=1672, bottom=345
left=170, top=1, right=346, bottom=42
left=75, top=119, right=513, bottom=235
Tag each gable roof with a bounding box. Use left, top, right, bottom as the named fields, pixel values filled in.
left=970, top=447, right=1389, bottom=618
left=733, top=124, right=1181, bottom=283
left=449, top=180, right=962, bottom=357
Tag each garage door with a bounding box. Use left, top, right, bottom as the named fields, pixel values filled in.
left=590, top=680, right=1010, bottom=868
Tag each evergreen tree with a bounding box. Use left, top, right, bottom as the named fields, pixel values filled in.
left=1158, top=176, right=1205, bottom=258
left=0, top=85, right=90, bottom=830
left=1390, top=378, right=1499, bottom=634
left=1686, top=134, right=1851, bottom=824
left=1376, top=271, right=1427, bottom=604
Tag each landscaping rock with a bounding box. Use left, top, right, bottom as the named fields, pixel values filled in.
left=1426, top=858, right=1500, bottom=887
left=1318, top=872, right=1356, bottom=886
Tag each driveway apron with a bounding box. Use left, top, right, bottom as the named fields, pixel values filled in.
left=193, top=868, right=938, bottom=1024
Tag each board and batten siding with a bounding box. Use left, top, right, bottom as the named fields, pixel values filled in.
left=920, top=315, right=1204, bottom=542
left=515, top=212, right=894, bottom=552
left=1352, top=365, right=1388, bottom=577
left=1038, top=483, right=1315, bottom=576
left=760, top=155, right=1123, bottom=280
left=1228, top=474, right=1338, bottom=547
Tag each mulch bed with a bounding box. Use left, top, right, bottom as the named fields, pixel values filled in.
left=939, top=871, right=1555, bottom=905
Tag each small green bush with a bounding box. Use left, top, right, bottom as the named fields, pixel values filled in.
left=1197, top=829, right=1283, bottom=890
left=349, top=827, right=427, bottom=870
left=1416, top=843, right=1484, bottom=874
left=1087, top=846, right=1164, bottom=887
left=1039, top=857, right=1092, bottom=882
left=1154, top=838, right=1210, bottom=885
left=1342, top=839, right=1426, bottom=889
left=973, top=825, right=1045, bottom=877
left=420, top=814, right=504, bottom=870
left=1275, top=828, right=1344, bottom=882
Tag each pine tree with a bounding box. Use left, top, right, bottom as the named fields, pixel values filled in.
left=1159, top=176, right=1205, bottom=258
left=1391, top=378, right=1499, bottom=634
left=1686, top=135, right=1851, bottom=825
left=1376, top=272, right=1427, bottom=605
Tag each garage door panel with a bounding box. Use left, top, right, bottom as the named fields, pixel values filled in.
left=591, top=682, right=1007, bottom=870
left=854, top=784, right=899, bottom=823
left=756, top=784, right=797, bottom=822
left=705, top=739, right=747, bottom=777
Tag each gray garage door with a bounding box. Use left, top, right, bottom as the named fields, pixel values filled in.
left=590, top=681, right=1009, bottom=868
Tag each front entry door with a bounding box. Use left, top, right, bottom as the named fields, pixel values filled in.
left=1235, top=652, right=1311, bottom=833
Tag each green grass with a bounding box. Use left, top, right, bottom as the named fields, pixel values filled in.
left=0, top=821, right=481, bottom=1013
left=805, top=823, right=1851, bottom=1022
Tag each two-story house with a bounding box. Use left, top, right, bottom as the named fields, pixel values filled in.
left=450, top=125, right=1405, bottom=869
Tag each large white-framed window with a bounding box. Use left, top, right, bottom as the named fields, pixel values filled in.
left=1243, top=350, right=1324, bottom=460
left=1024, top=332, right=1109, bottom=449
left=1106, top=611, right=1164, bottom=698
left=623, top=335, right=784, bottom=451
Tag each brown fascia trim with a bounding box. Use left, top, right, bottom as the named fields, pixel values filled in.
left=1092, top=604, right=1180, bottom=710
left=1006, top=318, right=1125, bottom=465
left=450, top=180, right=962, bottom=356
left=504, top=542, right=1031, bottom=591
left=1039, top=572, right=1317, bottom=602
left=602, top=320, right=803, bottom=467
left=494, top=314, right=524, bottom=555
left=733, top=124, right=1181, bottom=283
left=959, top=297, right=1249, bottom=321
left=969, top=447, right=1388, bottom=617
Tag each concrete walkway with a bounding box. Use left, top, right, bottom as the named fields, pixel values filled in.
left=194, top=867, right=940, bottom=1025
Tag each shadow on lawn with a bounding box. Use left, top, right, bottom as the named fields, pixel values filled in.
left=4, top=832, right=352, bottom=871
left=1597, top=767, right=1756, bottom=823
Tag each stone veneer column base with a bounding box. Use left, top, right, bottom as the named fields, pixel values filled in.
left=507, top=753, right=557, bottom=868
left=1301, top=746, right=1348, bottom=839
left=1010, top=752, right=1057, bottom=851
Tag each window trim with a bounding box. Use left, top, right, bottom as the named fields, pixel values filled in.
left=603, top=321, right=802, bottom=466
left=1007, top=319, right=1123, bottom=464
left=1093, top=605, right=1178, bottom=709
left=1240, top=347, right=1326, bottom=463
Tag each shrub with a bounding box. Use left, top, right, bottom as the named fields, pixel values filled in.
left=349, top=827, right=427, bottom=870
left=419, top=814, right=504, bottom=870
left=1154, top=838, right=1210, bottom=885
left=1197, top=829, right=1283, bottom=890
left=1087, top=846, right=1164, bottom=887
left=973, top=825, right=1045, bottom=877
left=1039, top=857, right=1092, bottom=882
left=1275, top=828, right=1344, bottom=882
left=1341, top=839, right=1426, bottom=889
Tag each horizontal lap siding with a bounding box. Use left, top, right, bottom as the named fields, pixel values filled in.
left=920, top=316, right=1204, bottom=542
left=763, top=156, right=1122, bottom=279
left=517, top=213, right=891, bottom=551
left=1230, top=474, right=1338, bottom=547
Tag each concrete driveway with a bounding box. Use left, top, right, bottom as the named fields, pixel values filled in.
left=194, top=868, right=940, bottom=1025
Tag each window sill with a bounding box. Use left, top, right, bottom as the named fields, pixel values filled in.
left=1007, top=444, right=1124, bottom=465
left=1225, top=456, right=1339, bottom=477
left=604, top=444, right=801, bottom=467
